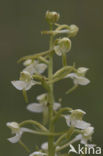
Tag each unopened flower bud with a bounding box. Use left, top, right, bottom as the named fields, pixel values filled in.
left=54, top=37, right=71, bottom=56
left=45, top=11, right=60, bottom=24
left=69, top=24, right=79, bottom=37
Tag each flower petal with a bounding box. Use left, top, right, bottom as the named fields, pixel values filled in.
left=23, top=64, right=36, bottom=75
left=74, top=76, right=90, bottom=85
left=73, top=120, right=91, bottom=129
left=27, top=103, right=44, bottom=113
left=66, top=73, right=77, bottom=79
left=64, top=115, right=71, bottom=127
left=23, top=59, right=32, bottom=66
left=8, top=133, right=21, bottom=143
left=11, top=81, right=26, bottom=90
left=21, top=127, right=35, bottom=133
left=77, top=67, right=88, bottom=74
left=25, top=80, right=37, bottom=90
left=41, top=142, right=48, bottom=150
left=54, top=45, right=62, bottom=56
left=35, top=64, right=47, bottom=74
left=53, top=102, right=61, bottom=110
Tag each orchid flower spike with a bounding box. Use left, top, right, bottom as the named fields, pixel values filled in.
left=23, top=60, right=47, bottom=75
left=64, top=109, right=91, bottom=129
left=11, top=71, right=38, bottom=91
left=6, top=122, right=34, bottom=143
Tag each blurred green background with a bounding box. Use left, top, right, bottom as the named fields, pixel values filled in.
left=0, top=0, right=103, bottom=155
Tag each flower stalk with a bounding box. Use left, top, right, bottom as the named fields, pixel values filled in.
left=48, top=24, right=55, bottom=156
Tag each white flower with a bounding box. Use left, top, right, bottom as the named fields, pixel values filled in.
left=29, top=151, right=47, bottom=156
left=54, top=37, right=71, bottom=56
left=66, top=66, right=90, bottom=86
left=11, top=71, right=37, bottom=91
left=75, top=127, right=94, bottom=144
left=27, top=93, right=61, bottom=113
left=66, top=73, right=90, bottom=86
left=64, top=109, right=91, bottom=129
left=23, top=60, right=47, bottom=75
left=6, top=122, right=34, bottom=143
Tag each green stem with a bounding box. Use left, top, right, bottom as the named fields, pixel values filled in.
left=19, top=140, right=30, bottom=153
left=56, top=137, right=79, bottom=152
left=19, top=120, right=48, bottom=131
left=17, top=49, right=54, bottom=63
left=22, top=89, right=28, bottom=103
left=62, top=53, right=67, bottom=66
left=55, top=127, right=74, bottom=146
left=53, top=107, right=72, bottom=123
left=48, top=24, right=55, bottom=156
left=66, top=84, right=78, bottom=94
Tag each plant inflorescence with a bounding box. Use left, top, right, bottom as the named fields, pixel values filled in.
left=7, top=11, right=94, bottom=156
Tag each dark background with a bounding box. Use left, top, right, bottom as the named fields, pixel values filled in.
left=0, top=0, right=103, bottom=155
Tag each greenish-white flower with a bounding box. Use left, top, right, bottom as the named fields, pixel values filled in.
left=29, top=151, right=47, bottom=156
left=54, top=37, right=71, bottom=56
left=11, top=71, right=38, bottom=91
left=6, top=122, right=34, bottom=143
left=64, top=109, right=91, bottom=129
left=27, top=93, right=61, bottom=113
left=23, top=60, right=47, bottom=75
left=69, top=24, right=79, bottom=37
left=66, top=67, right=90, bottom=86
left=75, top=127, right=94, bottom=144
